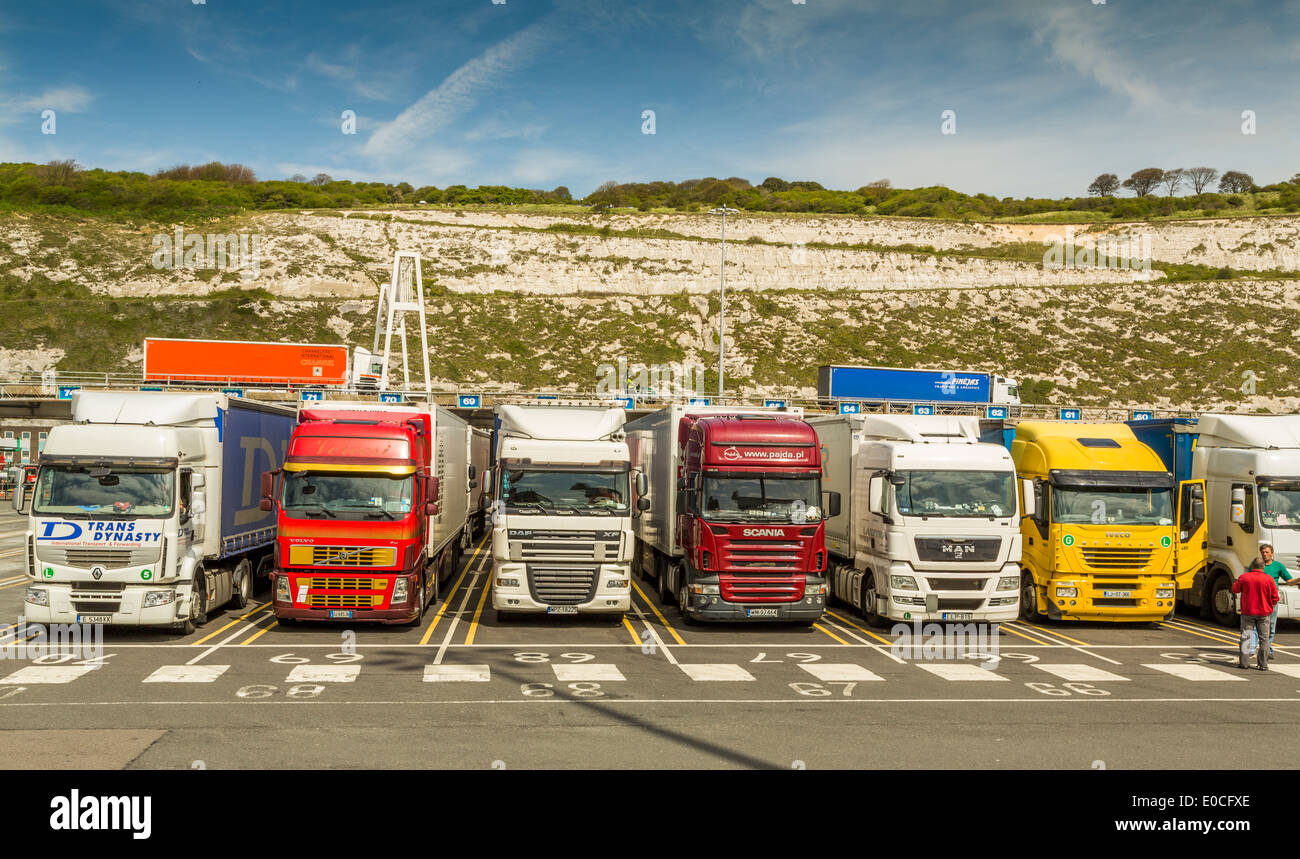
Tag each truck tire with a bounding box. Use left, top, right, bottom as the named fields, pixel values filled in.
left=677, top=573, right=698, bottom=626
left=861, top=577, right=886, bottom=629
left=407, top=582, right=425, bottom=626
left=230, top=560, right=252, bottom=609
left=1209, top=572, right=1237, bottom=628
left=192, top=569, right=209, bottom=626
left=656, top=558, right=673, bottom=606
left=1019, top=572, right=1042, bottom=622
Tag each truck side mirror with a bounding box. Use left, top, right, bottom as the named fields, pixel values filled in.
left=1021, top=478, right=1037, bottom=519
left=1231, top=486, right=1246, bottom=524
left=427, top=476, right=440, bottom=503
left=191, top=472, right=205, bottom=489
left=677, top=476, right=687, bottom=491
left=483, top=469, right=494, bottom=495
left=260, top=469, right=278, bottom=512
left=636, top=471, right=648, bottom=496
left=826, top=490, right=842, bottom=518
left=467, top=464, right=477, bottom=481
left=637, top=497, right=651, bottom=512
left=867, top=477, right=885, bottom=516
left=426, top=502, right=439, bottom=516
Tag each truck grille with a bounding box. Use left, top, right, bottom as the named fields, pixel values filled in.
left=71, top=581, right=126, bottom=593
left=718, top=538, right=804, bottom=572
left=1081, top=548, right=1153, bottom=569
left=289, top=546, right=398, bottom=567
left=526, top=564, right=598, bottom=606
left=304, top=593, right=383, bottom=609
left=721, top=578, right=804, bottom=602
left=305, top=577, right=388, bottom=591
left=925, top=578, right=987, bottom=591
left=512, top=530, right=621, bottom=563
left=41, top=546, right=161, bottom=569
left=914, top=537, right=1001, bottom=562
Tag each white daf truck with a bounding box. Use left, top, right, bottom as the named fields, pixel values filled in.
left=487, top=403, right=640, bottom=621
left=17, top=391, right=294, bottom=634
left=809, top=414, right=1022, bottom=626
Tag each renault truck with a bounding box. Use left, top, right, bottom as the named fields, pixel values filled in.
left=17, top=391, right=294, bottom=634
left=810, top=414, right=1021, bottom=626
left=487, top=403, right=636, bottom=621
left=1005, top=421, right=1204, bottom=623
left=264, top=402, right=471, bottom=624
left=1130, top=414, right=1292, bottom=626
left=626, top=405, right=834, bottom=624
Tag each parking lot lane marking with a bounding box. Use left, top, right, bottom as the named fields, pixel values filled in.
left=820, top=616, right=906, bottom=664
left=813, top=623, right=849, bottom=645
left=1003, top=622, right=1122, bottom=666
left=799, top=663, right=884, bottom=682
left=622, top=616, right=640, bottom=645
left=1260, top=664, right=1300, bottom=679
left=823, top=609, right=892, bottom=645
left=423, top=664, right=490, bottom=682
left=463, top=570, right=493, bottom=646
left=1022, top=623, right=1090, bottom=647
left=629, top=597, right=677, bottom=666
left=144, top=665, right=230, bottom=683
left=0, top=575, right=27, bottom=586
left=1032, top=664, right=1129, bottom=682
left=0, top=578, right=31, bottom=591
left=1160, top=621, right=1238, bottom=644
left=1144, top=663, right=1246, bottom=681
left=286, top=664, right=360, bottom=683
left=630, top=580, right=685, bottom=646
left=0, top=548, right=24, bottom=560
left=552, top=663, right=626, bottom=682
left=1000, top=623, right=1053, bottom=646
left=418, top=538, right=484, bottom=646
left=915, top=664, right=1009, bottom=682
left=0, top=665, right=97, bottom=684
left=433, top=557, right=488, bottom=665
left=190, top=601, right=273, bottom=647
left=677, top=663, right=755, bottom=681
left=240, top=621, right=277, bottom=645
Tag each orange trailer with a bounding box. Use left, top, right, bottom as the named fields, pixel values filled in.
left=142, top=338, right=351, bottom=386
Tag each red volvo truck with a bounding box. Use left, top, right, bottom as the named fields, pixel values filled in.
left=263, top=402, right=471, bottom=624
left=625, top=406, right=838, bottom=624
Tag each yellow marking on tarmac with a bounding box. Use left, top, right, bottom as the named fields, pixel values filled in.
left=630, top=580, right=686, bottom=646
left=813, top=623, right=849, bottom=645
left=240, top=621, right=277, bottom=645
left=190, top=601, right=273, bottom=646
left=0, top=575, right=28, bottom=586
left=0, top=548, right=24, bottom=560
left=1174, top=617, right=1242, bottom=637
left=1022, top=622, right=1089, bottom=646
left=419, top=534, right=489, bottom=646
left=1160, top=621, right=1236, bottom=643
left=463, top=573, right=492, bottom=646
left=824, top=609, right=893, bottom=645
left=0, top=579, right=30, bottom=590
left=1001, top=623, right=1054, bottom=646
left=622, top=616, right=640, bottom=645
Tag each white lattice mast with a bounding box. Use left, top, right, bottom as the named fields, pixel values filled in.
left=375, top=251, right=431, bottom=397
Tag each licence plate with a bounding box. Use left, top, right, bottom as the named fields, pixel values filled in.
left=328, top=610, right=353, bottom=619
left=547, top=606, right=578, bottom=614
left=76, top=615, right=112, bottom=624
left=941, top=612, right=972, bottom=621
left=746, top=608, right=779, bottom=618
left=1102, top=590, right=1132, bottom=598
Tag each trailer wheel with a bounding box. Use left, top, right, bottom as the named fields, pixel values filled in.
left=1019, top=572, right=1042, bottom=621
left=230, top=560, right=252, bottom=609
left=1209, top=572, right=1237, bottom=627
left=656, top=558, right=673, bottom=606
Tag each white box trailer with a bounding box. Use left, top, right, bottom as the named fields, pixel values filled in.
left=809, top=413, right=1022, bottom=626
left=18, top=391, right=295, bottom=633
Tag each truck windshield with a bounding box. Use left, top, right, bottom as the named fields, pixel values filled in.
left=1259, top=482, right=1300, bottom=528
left=502, top=469, right=630, bottom=515
left=895, top=470, right=1016, bottom=518
left=702, top=474, right=821, bottom=523
left=1052, top=487, right=1173, bottom=526
left=282, top=471, right=414, bottom=520
left=32, top=465, right=174, bottom=518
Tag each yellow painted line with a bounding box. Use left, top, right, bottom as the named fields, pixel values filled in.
left=190, top=601, right=273, bottom=646
left=630, top=580, right=686, bottom=646
left=1175, top=617, right=1241, bottom=637
left=0, top=575, right=27, bottom=586
left=463, top=574, right=492, bottom=646
left=0, top=548, right=24, bottom=559
left=622, top=616, right=640, bottom=645
left=813, top=623, right=849, bottom=645
left=824, top=609, right=893, bottom=645
left=240, top=620, right=277, bottom=645
left=0, top=579, right=30, bottom=590
left=1001, top=623, right=1054, bottom=646
left=1159, top=621, right=1236, bottom=643
left=419, top=534, right=489, bottom=646
left=1022, top=622, right=1090, bottom=646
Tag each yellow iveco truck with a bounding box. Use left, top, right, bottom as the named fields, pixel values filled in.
left=1009, top=422, right=1206, bottom=623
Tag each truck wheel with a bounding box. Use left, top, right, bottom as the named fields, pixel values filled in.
left=230, top=561, right=252, bottom=609
left=1019, top=572, right=1042, bottom=621
left=656, top=560, right=673, bottom=606
left=1209, top=572, right=1237, bottom=627
left=192, top=571, right=209, bottom=626
left=861, top=578, right=886, bottom=629
left=407, top=583, right=426, bottom=626
left=677, top=577, right=698, bottom=626
left=170, top=618, right=195, bottom=636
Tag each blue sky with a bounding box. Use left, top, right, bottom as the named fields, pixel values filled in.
left=2, top=0, right=1297, bottom=197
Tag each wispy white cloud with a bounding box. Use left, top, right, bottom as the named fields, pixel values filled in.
left=464, top=116, right=549, bottom=142
left=1029, top=5, right=1163, bottom=111
left=306, top=47, right=402, bottom=102
left=12, top=85, right=93, bottom=113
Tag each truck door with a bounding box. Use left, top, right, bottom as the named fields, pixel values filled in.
left=1175, top=479, right=1207, bottom=589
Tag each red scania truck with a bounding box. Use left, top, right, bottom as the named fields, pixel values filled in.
left=625, top=406, right=838, bottom=624
left=263, top=402, right=471, bottom=623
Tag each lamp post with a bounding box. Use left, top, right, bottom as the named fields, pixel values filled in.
left=707, top=206, right=740, bottom=399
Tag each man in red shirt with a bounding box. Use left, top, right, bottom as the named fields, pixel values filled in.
left=1233, top=558, right=1281, bottom=670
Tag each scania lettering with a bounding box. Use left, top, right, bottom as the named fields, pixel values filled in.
left=626, top=405, right=834, bottom=624
left=810, top=414, right=1021, bottom=626
left=16, top=391, right=294, bottom=633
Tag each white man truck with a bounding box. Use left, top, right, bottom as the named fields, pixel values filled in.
left=809, top=414, right=1022, bottom=626
left=488, top=404, right=637, bottom=621
left=17, top=391, right=295, bottom=634
left=1130, top=415, right=1295, bottom=626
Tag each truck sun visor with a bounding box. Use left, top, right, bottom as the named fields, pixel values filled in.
left=1049, top=468, right=1174, bottom=489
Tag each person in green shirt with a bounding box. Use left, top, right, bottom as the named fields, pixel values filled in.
left=1260, top=541, right=1293, bottom=657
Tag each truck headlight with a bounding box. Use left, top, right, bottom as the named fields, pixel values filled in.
left=24, top=588, right=48, bottom=607
left=392, top=578, right=408, bottom=603
left=804, top=582, right=827, bottom=595
left=276, top=576, right=291, bottom=602
left=1055, top=586, right=1078, bottom=598
left=606, top=579, right=630, bottom=589
left=495, top=577, right=520, bottom=588
left=1156, top=588, right=1174, bottom=598
left=989, top=597, right=1017, bottom=606
left=997, top=576, right=1019, bottom=591
left=891, top=575, right=918, bottom=591
left=142, top=590, right=175, bottom=608
left=689, top=584, right=720, bottom=595
left=892, top=595, right=925, bottom=606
